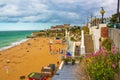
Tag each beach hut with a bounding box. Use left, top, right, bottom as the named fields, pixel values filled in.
left=41, top=64, right=56, bottom=77
left=28, top=72, right=48, bottom=80
left=41, top=66, right=53, bottom=76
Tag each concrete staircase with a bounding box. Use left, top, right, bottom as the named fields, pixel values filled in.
left=84, top=34, right=94, bottom=53
left=52, top=64, right=79, bottom=80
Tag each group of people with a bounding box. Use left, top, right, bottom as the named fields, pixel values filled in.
left=49, top=45, right=65, bottom=55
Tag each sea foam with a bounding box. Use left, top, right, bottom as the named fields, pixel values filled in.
left=0, top=39, right=29, bottom=51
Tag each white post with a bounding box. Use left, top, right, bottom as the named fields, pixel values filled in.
left=65, top=29, right=67, bottom=38
left=67, top=32, right=70, bottom=49
left=80, top=30, right=85, bottom=55
left=72, top=42, right=75, bottom=57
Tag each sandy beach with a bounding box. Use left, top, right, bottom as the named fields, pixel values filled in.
left=0, top=37, right=66, bottom=80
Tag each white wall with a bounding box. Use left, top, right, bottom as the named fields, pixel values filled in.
left=89, top=24, right=107, bottom=52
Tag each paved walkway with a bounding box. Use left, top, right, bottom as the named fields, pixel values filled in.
left=52, top=64, right=80, bottom=80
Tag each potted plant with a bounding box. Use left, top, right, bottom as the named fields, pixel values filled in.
left=64, top=58, right=69, bottom=65
left=72, top=59, right=76, bottom=65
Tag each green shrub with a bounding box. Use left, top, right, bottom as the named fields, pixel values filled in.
left=85, top=52, right=120, bottom=80
left=102, top=38, right=112, bottom=51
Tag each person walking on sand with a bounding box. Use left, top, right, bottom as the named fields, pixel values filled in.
left=57, top=61, right=59, bottom=66
left=61, top=49, right=64, bottom=54
left=4, top=65, right=9, bottom=75
left=56, top=49, right=58, bottom=54
left=49, top=45, right=52, bottom=54
left=59, top=48, right=61, bottom=54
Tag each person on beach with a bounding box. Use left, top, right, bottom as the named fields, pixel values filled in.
left=61, top=49, right=64, bottom=54
left=59, top=48, right=61, bottom=53
left=78, top=48, right=80, bottom=53
left=4, top=65, right=9, bottom=74
left=57, top=61, right=59, bottom=66
left=49, top=45, right=52, bottom=54
left=56, top=49, right=58, bottom=54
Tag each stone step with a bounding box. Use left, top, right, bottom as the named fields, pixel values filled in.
left=84, top=34, right=94, bottom=53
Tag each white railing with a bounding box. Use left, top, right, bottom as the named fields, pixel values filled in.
left=58, top=61, right=64, bottom=70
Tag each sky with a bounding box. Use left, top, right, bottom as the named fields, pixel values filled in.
left=0, top=0, right=118, bottom=31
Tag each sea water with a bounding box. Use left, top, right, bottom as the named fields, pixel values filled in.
left=0, top=30, right=38, bottom=51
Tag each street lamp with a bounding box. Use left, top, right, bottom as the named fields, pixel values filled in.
left=100, top=7, right=105, bottom=23
left=116, top=0, right=120, bottom=28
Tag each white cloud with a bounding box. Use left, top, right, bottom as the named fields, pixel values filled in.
left=58, top=12, right=80, bottom=20
left=53, top=0, right=77, bottom=3
left=0, top=4, right=20, bottom=16
left=0, top=0, right=118, bottom=23
left=93, top=0, right=117, bottom=17
left=19, top=16, right=38, bottom=22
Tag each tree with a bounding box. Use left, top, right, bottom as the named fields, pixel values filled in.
left=82, top=26, right=89, bottom=34
left=110, top=13, right=119, bottom=23
left=108, top=13, right=120, bottom=28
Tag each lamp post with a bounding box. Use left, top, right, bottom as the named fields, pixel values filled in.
left=117, top=0, right=120, bottom=22
left=100, top=7, right=105, bottom=23
left=94, top=16, right=97, bottom=26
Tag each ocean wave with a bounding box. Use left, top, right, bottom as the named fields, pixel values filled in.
left=0, top=39, right=29, bottom=51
